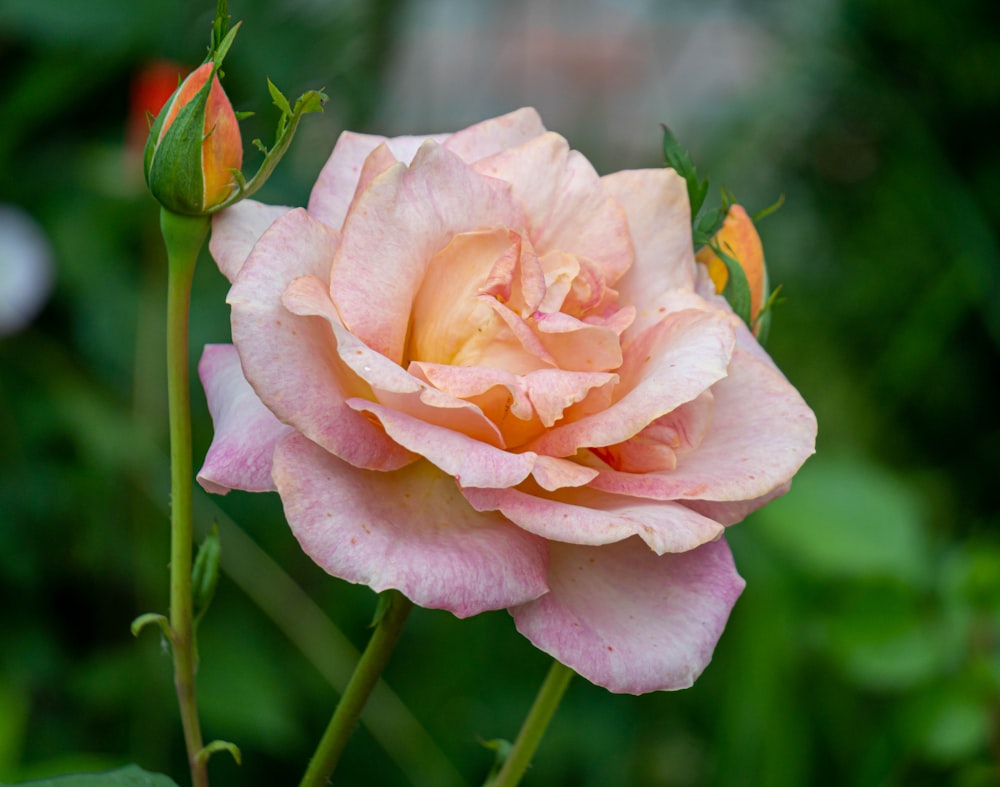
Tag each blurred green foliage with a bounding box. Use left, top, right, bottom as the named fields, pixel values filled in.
left=1, top=1, right=998, bottom=786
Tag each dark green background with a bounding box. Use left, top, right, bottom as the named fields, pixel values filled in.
left=1, top=1, right=998, bottom=785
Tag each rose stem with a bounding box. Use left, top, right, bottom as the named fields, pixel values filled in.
left=299, top=589, right=414, bottom=787
left=485, top=659, right=575, bottom=787
left=161, top=208, right=211, bottom=787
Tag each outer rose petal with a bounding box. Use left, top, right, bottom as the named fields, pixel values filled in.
left=511, top=537, right=744, bottom=694
left=601, top=169, right=697, bottom=338
left=197, top=343, right=294, bottom=494
left=229, top=208, right=414, bottom=471
left=443, top=107, right=547, bottom=162
left=306, top=130, right=449, bottom=230
left=209, top=200, right=292, bottom=283
left=273, top=433, right=550, bottom=617
left=590, top=347, right=817, bottom=502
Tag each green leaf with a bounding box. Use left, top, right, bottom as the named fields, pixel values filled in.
left=266, top=78, right=293, bottom=120
left=7, top=764, right=180, bottom=786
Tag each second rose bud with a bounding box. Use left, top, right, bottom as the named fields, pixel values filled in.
left=144, top=62, right=243, bottom=216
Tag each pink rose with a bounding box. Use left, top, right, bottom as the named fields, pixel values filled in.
left=198, top=108, right=816, bottom=694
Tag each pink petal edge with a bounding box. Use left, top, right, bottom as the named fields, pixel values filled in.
left=197, top=343, right=294, bottom=494
left=511, top=536, right=745, bottom=694
left=273, top=433, right=550, bottom=617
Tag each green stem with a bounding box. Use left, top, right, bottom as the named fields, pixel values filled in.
left=299, top=590, right=414, bottom=787
left=162, top=208, right=211, bottom=787
left=486, top=660, right=574, bottom=787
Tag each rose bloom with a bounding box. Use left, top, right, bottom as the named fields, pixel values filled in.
left=198, top=108, right=816, bottom=694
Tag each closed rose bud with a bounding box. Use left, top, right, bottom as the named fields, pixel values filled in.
left=144, top=62, right=243, bottom=215
left=695, top=203, right=768, bottom=331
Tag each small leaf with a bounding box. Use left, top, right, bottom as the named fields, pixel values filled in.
left=9, top=764, right=181, bottom=785
left=192, top=524, right=221, bottom=626
left=197, top=739, right=242, bottom=766
left=267, top=78, right=293, bottom=118
left=480, top=737, right=513, bottom=781
left=130, top=612, right=172, bottom=641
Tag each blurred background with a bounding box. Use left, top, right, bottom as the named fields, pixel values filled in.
left=1, top=0, right=999, bottom=785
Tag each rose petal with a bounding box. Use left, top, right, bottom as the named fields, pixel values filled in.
left=510, top=537, right=744, bottom=693
left=283, top=274, right=506, bottom=448
left=601, top=169, right=697, bottom=338
left=474, top=133, right=633, bottom=283
left=443, top=107, right=547, bottom=162
left=229, top=208, right=414, bottom=471
left=273, top=434, right=550, bottom=617
left=209, top=200, right=291, bottom=283
left=590, top=347, right=817, bottom=501
left=529, top=306, right=735, bottom=456
left=197, top=343, right=294, bottom=494
left=683, top=482, right=791, bottom=526
left=331, top=142, right=529, bottom=363
left=307, top=130, right=450, bottom=230
left=463, top=483, right=723, bottom=553
left=347, top=399, right=539, bottom=489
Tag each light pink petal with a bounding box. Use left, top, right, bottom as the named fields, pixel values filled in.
left=529, top=307, right=735, bottom=456
left=283, top=274, right=506, bottom=448
left=463, top=483, right=723, bottom=553
left=229, top=208, right=414, bottom=471
left=590, top=347, right=817, bottom=501
left=347, top=399, right=539, bottom=489
left=601, top=169, right=697, bottom=338
left=209, top=200, right=292, bottom=283
left=511, top=537, right=744, bottom=694
left=197, top=343, right=294, bottom=494
left=273, top=434, right=550, bottom=617
left=443, top=107, right=547, bottom=162
left=684, top=482, right=791, bottom=526
left=533, top=311, right=623, bottom=372
left=474, top=133, right=633, bottom=283
left=306, top=130, right=450, bottom=230
left=529, top=456, right=599, bottom=491
left=331, top=142, right=528, bottom=363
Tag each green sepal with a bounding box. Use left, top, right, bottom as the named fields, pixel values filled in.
left=213, top=83, right=328, bottom=212
left=192, top=523, right=221, bottom=627
left=710, top=241, right=753, bottom=328
left=130, top=612, right=172, bottom=640
left=753, top=282, right=782, bottom=346
left=196, top=738, right=242, bottom=766
left=753, top=192, right=785, bottom=222
left=661, top=124, right=709, bottom=219
left=143, top=74, right=213, bottom=215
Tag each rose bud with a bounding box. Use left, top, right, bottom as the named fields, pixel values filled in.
left=696, top=203, right=768, bottom=331
left=144, top=62, right=243, bottom=215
